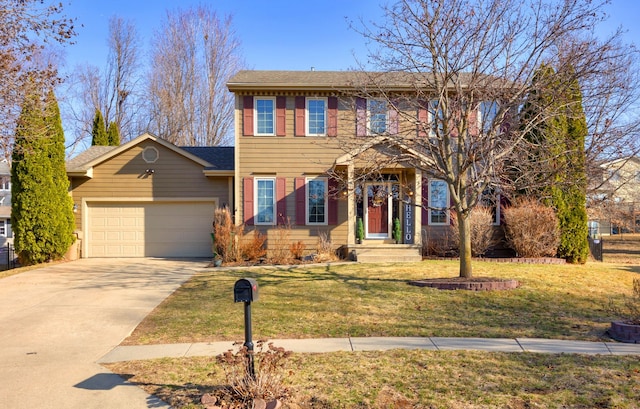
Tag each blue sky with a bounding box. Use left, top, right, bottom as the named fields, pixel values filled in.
left=60, top=0, right=640, bottom=74
left=61, top=0, right=382, bottom=72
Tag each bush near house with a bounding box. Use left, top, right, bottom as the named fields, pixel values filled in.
left=503, top=199, right=560, bottom=258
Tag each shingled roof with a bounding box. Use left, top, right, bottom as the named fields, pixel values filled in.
left=227, top=70, right=479, bottom=93
left=181, top=146, right=234, bottom=171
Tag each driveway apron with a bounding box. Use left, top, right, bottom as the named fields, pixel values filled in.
left=0, top=258, right=207, bottom=409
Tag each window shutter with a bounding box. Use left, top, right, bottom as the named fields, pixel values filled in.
left=295, top=96, right=306, bottom=136
left=421, top=179, right=428, bottom=225
left=328, top=177, right=338, bottom=225
left=388, top=102, right=399, bottom=135
left=243, top=96, right=254, bottom=136
left=276, top=96, right=286, bottom=136
left=356, top=97, right=367, bottom=137
left=295, top=177, right=306, bottom=225
left=275, top=177, right=287, bottom=224
left=327, top=97, right=338, bottom=137
left=417, top=101, right=428, bottom=137
left=243, top=177, right=254, bottom=225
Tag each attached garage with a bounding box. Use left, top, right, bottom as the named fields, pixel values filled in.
left=86, top=201, right=216, bottom=258
left=67, top=134, right=234, bottom=259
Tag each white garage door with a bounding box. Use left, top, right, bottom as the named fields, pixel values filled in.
left=87, top=202, right=215, bottom=258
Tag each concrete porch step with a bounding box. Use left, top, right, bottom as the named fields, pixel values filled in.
left=349, top=244, right=422, bottom=263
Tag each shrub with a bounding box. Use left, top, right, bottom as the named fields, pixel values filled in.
left=503, top=199, right=560, bottom=257
left=241, top=230, right=267, bottom=261
left=314, top=231, right=337, bottom=262
left=270, top=221, right=292, bottom=264
left=289, top=240, right=306, bottom=260
left=214, top=340, right=291, bottom=405
left=422, top=228, right=458, bottom=257
left=451, top=206, right=501, bottom=257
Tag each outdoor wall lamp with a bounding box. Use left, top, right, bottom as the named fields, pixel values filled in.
left=145, top=169, right=155, bottom=175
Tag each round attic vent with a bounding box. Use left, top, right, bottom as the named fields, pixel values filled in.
left=142, top=146, right=159, bottom=163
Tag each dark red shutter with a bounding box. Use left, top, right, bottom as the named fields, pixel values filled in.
left=328, top=178, right=338, bottom=225
left=276, top=177, right=287, bottom=224
left=295, top=177, right=306, bottom=225
left=417, top=100, right=428, bottom=137
left=356, top=97, right=367, bottom=137
left=388, top=102, right=399, bottom=135
left=243, top=96, right=254, bottom=136
left=328, top=97, right=338, bottom=137
left=295, top=96, right=305, bottom=136
left=243, top=177, right=254, bottom=225
left=421, top=179, right=428, bottom=226
left=276, top=96, right=286, bottom=136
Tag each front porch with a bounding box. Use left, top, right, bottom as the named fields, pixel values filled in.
left=342, top=242, right=423, bottom=263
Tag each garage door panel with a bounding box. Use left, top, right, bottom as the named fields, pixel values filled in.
left=87, top=202, right=215, bottom=258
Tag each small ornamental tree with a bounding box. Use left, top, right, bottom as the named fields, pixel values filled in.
left=91, top=108, right=108, bottom=146
left=107, top=121, right=120, bottom=146
left=11, top=87, right=75, bottom=265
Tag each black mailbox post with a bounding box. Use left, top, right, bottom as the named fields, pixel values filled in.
left=234, top=278, right=259, bottom=378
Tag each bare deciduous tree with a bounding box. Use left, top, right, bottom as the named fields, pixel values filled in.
left=145, top=5, right=243, bottom=146
left=63, top=16, right=141, bottom=153
left=0, top=0, right=75, bottom=159
left=340, top=0, right=632, bottom=277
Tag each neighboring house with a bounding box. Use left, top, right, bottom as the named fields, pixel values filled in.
left=226, top=70, right=502, bottom=261
left=66, top=133, right=234, bottom=258
left=588, top=156, right=640, bottom=235
left=0, top=160, right=12, bottom=246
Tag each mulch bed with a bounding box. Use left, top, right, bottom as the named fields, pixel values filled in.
left=408, top=277, right=521, bottom=291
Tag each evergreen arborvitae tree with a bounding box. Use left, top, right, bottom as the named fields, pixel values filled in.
left=91, top=108, right=108, bottom=146
left=11, top=88, right=75, bottom=265
left=556, top=69, right=589, bottom=264
left=520, top=64, right=589, bottom=264
left=106, top=121, right=120, bottom=146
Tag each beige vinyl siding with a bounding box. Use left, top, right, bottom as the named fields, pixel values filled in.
left=70, top=140, right=231, bottom=232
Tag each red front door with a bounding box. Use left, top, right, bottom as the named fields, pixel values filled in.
left=367, top=184, right=389, bottom=237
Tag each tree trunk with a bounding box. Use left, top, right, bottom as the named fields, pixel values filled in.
left=458, top=210, right=473, bottom=278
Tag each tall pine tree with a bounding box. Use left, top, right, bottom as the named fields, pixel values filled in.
left=91, top=108, right=108, bottom=146
left=520, top=64, right=589, bottom=263
left=106, top=121, right=120, bottom=146
left=11, top=87, right=75, bottom=265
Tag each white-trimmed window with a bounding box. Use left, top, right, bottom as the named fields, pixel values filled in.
left=0, top=176, right=9, bottom=191
left=481, top=189, right=501, bottom=225
left=254, top=97, right=276, bottom=136
left=255, top=178, right=276, bottom=224
left=478, top=101, right=499, bottom=135
left=429, top=99, right=444, bottom=137
left=306, top=97, right=327, bottom=136
left=306, top=177, right=328, bottom=225
left=428, top=179, right=449, bottom=225
left=368, top=99, right=387, bottom=135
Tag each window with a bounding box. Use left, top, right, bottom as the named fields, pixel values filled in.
left=478, top=101, right=499, bottom=134
left=255, top=97, right=275, bottom=135
left=368, top=99, right=387, bottom=135
left=481, top=188, right=501, bottom=225
left=255, top=178, right=276, bottom=224
left=428, top=179, right=449, bottom=225
left=429, top=100, right=444, bottom=137
left=306, top=98, right=327, bottom=136
left=0, top=176, right=9, bottom=191
left=306, top=177, right=327, bottom=225
left=0, top=220, right=5, bottom=236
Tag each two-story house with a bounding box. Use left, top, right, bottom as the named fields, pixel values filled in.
left=228, top=70, right=498, bottom=262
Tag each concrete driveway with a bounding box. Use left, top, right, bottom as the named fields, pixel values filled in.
left=0, top=258, right=208, bottom=409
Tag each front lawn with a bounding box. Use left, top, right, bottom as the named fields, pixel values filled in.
left=125, top=260, right=638, bottom=345
left=109, top=260, right=640, bottom=408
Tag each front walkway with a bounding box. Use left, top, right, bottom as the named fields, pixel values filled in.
left=99, top=336, right=640, bottom=363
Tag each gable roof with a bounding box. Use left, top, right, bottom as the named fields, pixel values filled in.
left=66, top=133, right=234, bottom=178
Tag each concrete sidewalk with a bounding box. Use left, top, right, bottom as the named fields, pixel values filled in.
left=99, top=336, right=640, bottom=363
